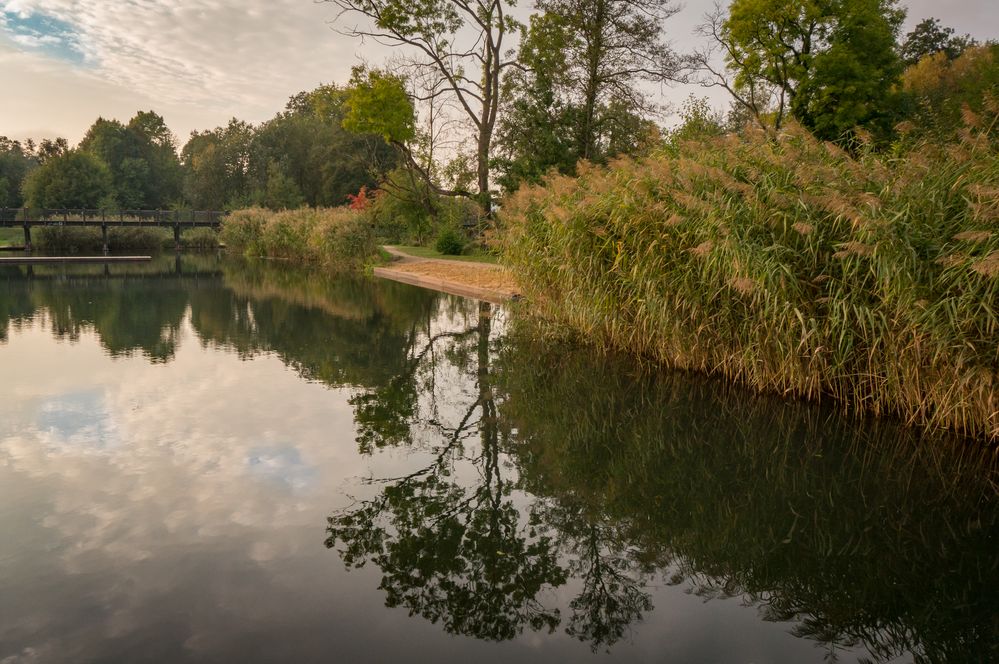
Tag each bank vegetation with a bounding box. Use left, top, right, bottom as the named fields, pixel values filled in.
left=220, top=207, right=379, bottom=270
left=500, top=111, right=999, bottom=439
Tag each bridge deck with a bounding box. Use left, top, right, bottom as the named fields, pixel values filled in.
left=1, top=209, right=227, bottom=253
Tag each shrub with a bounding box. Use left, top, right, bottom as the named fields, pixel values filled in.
left=434, top=227, right=465, bottom=255
left=499, top=116, right=999, bottom=440
left=36, top=226, right=169, bottom=253
left=221, top=206, right=377, bottom=269
left=180, top=227, right=220, bottom=249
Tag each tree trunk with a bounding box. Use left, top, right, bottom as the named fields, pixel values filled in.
left=580, top=0, right=607, bottom=161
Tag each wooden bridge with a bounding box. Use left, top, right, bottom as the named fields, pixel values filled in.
left=0, top=208, right=227, bottom=252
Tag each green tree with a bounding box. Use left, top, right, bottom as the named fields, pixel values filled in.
left=696, top=0, right=905, bottom=140
left=34, top=138, right=69, bottom=164
left=22, top=150, right=113, bottom=209
left=127, top=111, right=183, bottom=207
left=262, top=161, right=305, bottom=210
left=248, top=84, right=398, bottom=209
left=79, top=111, right=182, bottom=208
left=181, top=119, right=254, bottom=209
left=535, top=0, right=680, bottom=161
left=0, top=137, right=38, bottom=207
left=494, top=13, right=578, bottom=191
left=342, top=68, right=416, bottom=144
left=495, top=2, right=675, bottom=191
left=900, top=17, right=976, bottom=66
left=793, top=0, right=905, bottom=140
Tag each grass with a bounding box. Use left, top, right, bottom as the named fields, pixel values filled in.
left=499, top=111, right=999, bottom=440
left=0, top=228, right=22, bottom=247
left=392, top=245, right=500, bottom=264
left=221, top=207, right=379, bottom=270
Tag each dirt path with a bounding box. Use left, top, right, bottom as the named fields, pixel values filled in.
left=375, top=246, right=520, bottom=303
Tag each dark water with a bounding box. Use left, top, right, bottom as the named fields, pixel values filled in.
left=0, top=255, right=996, bottom=664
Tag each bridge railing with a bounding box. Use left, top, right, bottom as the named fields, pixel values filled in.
left=0, top=208, right=228, bottom=225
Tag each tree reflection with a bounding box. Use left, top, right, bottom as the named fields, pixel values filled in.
left=0, top=258, right=211, bottom=361
left=498, top=339, right=999, bottom=663
left=327, top=302, right=568, bottom=641
left=327, top=319, right=999, bottom=661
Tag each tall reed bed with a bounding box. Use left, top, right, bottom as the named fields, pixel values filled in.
left=500, top=111, right=999, bottom=439
left=221, top=207, right=378, bottom=270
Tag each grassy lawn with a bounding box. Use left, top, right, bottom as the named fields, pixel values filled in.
left=0, top=228, right=23, bottom=247
left=392, top=245, right=500, bottom=264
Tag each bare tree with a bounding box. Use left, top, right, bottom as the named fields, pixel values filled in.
left=322, top=0, right=522, bottom=214
left=687, top=4, right=782, bottom=132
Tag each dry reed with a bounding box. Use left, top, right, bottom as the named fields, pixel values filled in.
left=499, top=118, right=999, bottom=440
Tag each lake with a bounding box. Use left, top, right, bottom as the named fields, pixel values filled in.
left=0, top=255, right=996, bottom=663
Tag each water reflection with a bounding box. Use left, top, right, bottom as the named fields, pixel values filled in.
left=1, top=257, right=997, bottom=663
left=329, top=302, right=568, bottom=642
left=498, top=344, right=999, bottom=662
left=326, top=305, right=999, bottom=661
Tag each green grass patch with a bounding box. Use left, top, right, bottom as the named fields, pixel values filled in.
left=0, top=228, right=23, bottom=247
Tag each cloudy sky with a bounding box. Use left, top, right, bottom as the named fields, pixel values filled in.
left=0, top=0, right=995, bottom=145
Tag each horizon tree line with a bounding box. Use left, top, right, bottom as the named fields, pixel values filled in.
left=0, top=4, right=992, bottom=218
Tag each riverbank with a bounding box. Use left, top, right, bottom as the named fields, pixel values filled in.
left=500, top=121, right=999, bottom=440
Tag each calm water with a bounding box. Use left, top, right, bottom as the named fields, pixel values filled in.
left=0, top=255, right=996, bottom=663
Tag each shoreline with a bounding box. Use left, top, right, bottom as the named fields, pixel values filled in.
left=374, top=246, right=520, bottom=304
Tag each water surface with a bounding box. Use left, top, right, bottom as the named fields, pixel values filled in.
left=0, top=256, right=996, bottom=663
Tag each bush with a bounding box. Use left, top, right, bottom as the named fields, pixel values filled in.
left=500, top=116, right=999, bottom=440
left=180, top=227, right=220, bottom=249
left=36, top=226, right=169, bottom=253
left=434, top=227, right=465, bottom=255
left=365, top=168, right=484, bottom=245
left=221, top=206, right=378, bottom=269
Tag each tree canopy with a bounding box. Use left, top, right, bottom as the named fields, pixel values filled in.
left=900, top=17, right=976, bottom=66
left=22, top=150, right=113, bottom=209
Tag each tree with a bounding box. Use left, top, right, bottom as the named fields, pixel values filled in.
left=181, top=119, right=254, bottom=209
left=495, top=2, right=677, bottom=191
left=79, top=111, right=182, bottom=208
left=494, top=13, right=579, bottom=191
left=249, top=84, right=398, bottom=209
left=22, top=150, right=113, bottom=209
left=127, top=111, right=183, bottom=207
left=534, top=0, right=680, bottom=161
left=0, top=137, right=38, bottom=207
left=792, top=0, right=905, bottom=140
left=34, top=138, right=69, bottom=165
left=261, top=161, right=305, bottom=210
left=694, top=0, right=905, bottom=140
left=323, top=0, right=521, bottom=214
left=900, top=44, right=999, bottom=139
left=900, top=17, right=976, bottom=66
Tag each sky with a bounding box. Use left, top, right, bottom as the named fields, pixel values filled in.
left=0, top=0, right=996, bottom=146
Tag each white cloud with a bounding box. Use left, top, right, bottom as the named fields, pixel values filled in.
left=0, top=0, right=364, bottom=141
left=0, top=0, right=996, bottom=142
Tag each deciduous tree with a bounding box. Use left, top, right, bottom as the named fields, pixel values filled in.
left=693, top=0, right=905, bottom=141
left=323, top=0, right=521, bottom=214
left=22, top=150, right=113, bottom=209
left=900, top=17, right=976, bottom=66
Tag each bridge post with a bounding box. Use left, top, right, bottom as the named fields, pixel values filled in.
left=101, top=224, right=109, bottom=255
left=23, top=224, right=31, bottom=252
left=174, top=224, right=181, bottom=251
